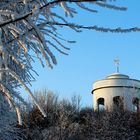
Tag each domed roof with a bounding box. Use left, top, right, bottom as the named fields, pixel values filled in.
left=106, top=73, right=129, bottom=79
left=92, top=72, right=140, bottom=94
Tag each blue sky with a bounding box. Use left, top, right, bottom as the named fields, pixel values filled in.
left=23, top=1, right=140, bottom=107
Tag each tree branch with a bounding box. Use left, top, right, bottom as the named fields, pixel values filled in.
left=45, top=22, right=140, bottom=33
left=0, top=0, right=101, bottom=28
left=41, top=0, right=102, bottom=9
left=6, top=22, right=140, bottom=46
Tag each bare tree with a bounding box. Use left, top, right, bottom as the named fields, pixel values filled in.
left=24, top=91, right=140, bottom=140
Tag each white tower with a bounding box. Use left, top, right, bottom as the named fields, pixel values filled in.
left=91, top=73, right=140, bottom=112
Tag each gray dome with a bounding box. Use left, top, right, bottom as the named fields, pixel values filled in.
left=92, top=73, right=140, bottom=93
left=106, top=73, right=129, bottom=79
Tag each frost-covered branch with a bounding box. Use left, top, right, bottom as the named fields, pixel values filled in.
left=0, top=0, right=126, bottom=28
left=40, top=22, right=140, bottom=33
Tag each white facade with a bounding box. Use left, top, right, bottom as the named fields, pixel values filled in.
left=92, top=73, right=140, bottom=112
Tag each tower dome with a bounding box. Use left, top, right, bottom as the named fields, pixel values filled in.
left=92, top=73, right=140, bottom=112
left=106, top=73, right=129, bottom=79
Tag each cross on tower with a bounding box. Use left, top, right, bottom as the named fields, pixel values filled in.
left=114, top=59, right=120, bottom=73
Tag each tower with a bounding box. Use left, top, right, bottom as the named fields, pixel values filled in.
left=91, top=73, right=140, bottom=112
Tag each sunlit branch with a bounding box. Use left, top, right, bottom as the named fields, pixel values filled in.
left=0, top=0, right=125, bottom=28
left=44, top=22, right=140, bottom=33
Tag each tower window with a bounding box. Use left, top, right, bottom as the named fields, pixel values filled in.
left=97, top=98, right=105, bottom=111
left=132, top=98, right=139, bottom=112
left=113, top=96, right=124, bottom=110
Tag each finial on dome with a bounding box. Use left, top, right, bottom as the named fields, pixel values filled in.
left=114, top=58, right=120, bottom=73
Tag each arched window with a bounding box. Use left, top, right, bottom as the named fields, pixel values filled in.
left=113, top=96, right=124, bottom=110
left=132, top=97, right=139, bottom=112
left=97, top=98, right=105, bottom=111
